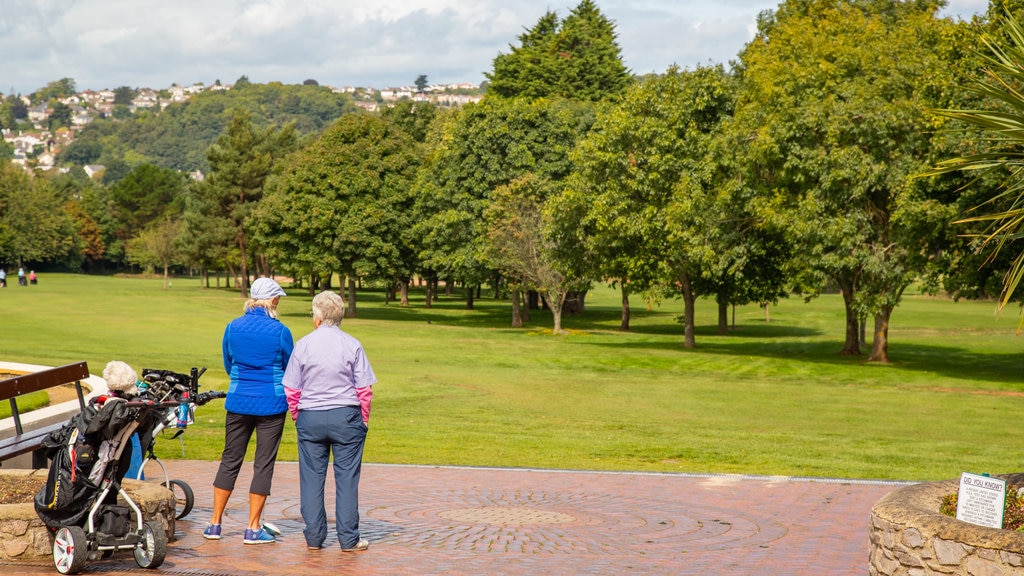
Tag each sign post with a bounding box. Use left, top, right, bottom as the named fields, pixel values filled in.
left=956, top=472, right=1006, bottom=529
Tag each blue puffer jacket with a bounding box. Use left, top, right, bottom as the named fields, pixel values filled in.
left=222, top=307, right=293, bottom=416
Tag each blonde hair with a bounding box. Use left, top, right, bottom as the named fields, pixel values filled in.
left=311, top=291, right=346, bottom=326
left=244, top=298, right=280, bottom=319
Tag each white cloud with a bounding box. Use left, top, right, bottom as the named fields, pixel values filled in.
left=0, top=0, right=990, bottom=95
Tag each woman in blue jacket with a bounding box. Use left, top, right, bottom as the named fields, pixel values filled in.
left=203, top=277, right=293, bottom=545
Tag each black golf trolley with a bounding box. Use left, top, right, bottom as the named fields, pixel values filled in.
left=34, top=366, right=223, bottom=574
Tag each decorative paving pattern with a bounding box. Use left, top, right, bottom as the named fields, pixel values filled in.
left=364, top=488, right=787, bottom=555
left=0, top=461, right=902, bottom=576
left=437, top=506, right=577, bottom=525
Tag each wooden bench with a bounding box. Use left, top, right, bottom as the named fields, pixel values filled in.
left=0, top=361, right=90, bottom=468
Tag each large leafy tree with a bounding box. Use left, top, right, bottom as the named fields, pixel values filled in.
left=204, top=109, right=297, bottom=295
left=254, top=113, right=421, bottom=315
left=486, top=0, right=632, bottom=102
left=0, top=164, right=77, bottom=267
left=733, top=0, right=965, bottom=361
left=412, top=97, right=596, bottom=311
left=555, top=66, right=743, bottom=343
left=102, top=163, right=186, bottom=266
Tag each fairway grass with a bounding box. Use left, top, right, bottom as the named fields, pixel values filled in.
left=1, top=273, right=1021, bottom=482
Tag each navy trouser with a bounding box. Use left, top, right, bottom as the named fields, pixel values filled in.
left=296, top=406, right=367, bottom=549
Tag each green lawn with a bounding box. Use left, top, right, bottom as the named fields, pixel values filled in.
left=1, top=273, right=1021, bottom=481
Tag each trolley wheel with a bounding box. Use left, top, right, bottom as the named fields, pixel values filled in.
left=164, top=479, right=195, bottom=519
left=53, top=525, right=89, bottom=575
left=134, top=520, right=167, bottom=569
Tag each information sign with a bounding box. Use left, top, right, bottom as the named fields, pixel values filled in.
left=956, top=472, right=1006, bottom=529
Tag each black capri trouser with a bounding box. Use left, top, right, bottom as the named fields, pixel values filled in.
left=213, top=411, right=286, bottom=496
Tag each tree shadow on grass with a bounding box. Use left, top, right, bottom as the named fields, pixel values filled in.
left=282, top=289, right=1021, bottom=386
left=583, top=327, right=1023, bottom=386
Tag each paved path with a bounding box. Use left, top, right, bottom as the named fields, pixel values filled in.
left=2, top=460, right=906, bottom=575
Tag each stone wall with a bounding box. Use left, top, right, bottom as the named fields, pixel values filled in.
left=0, top=469, right=175, bottom=562
left=870, top=473, right=1024, bottom=575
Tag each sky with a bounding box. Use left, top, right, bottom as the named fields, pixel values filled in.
left=0, top=0, right=990, bottom=96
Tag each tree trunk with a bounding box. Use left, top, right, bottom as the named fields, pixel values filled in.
left=400, top=279, right=409, bottom=306
left=238, top=233, right=250, bottom=297
left=466, top=285, right=474, bottom=310
left=225, top=261, right=236, bottom=289
left=511, top=286, right=523, bottom=328
left=541, top=292, right=566, bottom=334
left=837, top=278, right=861, bottom=355
left=346, top=276, right=357, bottom=318
left=527, top=291, right=539, bottom=310
left=619, top=284, right=630, bottom=331
left=425, top=280, right=433, bottom=309
left=681, top=272, right=696, bottom=349
left=716, top=287, right=728, bottom=335
left=867, top=307, right=892, bottom=363
left=163, top=264, right=170, bottom=290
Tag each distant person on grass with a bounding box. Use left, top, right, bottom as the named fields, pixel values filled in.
left=0, top=268, right=6, bottom=287
left=283, top=290, right=375, bottom=552
left=204, top=277, right=293, bottom=545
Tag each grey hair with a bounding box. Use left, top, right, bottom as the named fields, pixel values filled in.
left=244, top=298, right=279, bottom=319
left=312, top=290, right=346, bottom=326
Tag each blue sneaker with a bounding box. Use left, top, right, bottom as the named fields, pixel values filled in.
left=202, top=524, right=221, bottom=540
left=243, top=528, right=275, bottom=545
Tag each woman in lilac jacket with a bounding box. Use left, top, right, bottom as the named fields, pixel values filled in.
left=283, top=290, right=375, bottom=552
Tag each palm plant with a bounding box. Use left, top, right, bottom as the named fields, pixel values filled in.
left=930, top=12, right=1024, bottom=329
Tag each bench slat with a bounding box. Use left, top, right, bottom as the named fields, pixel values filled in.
left=0, top=422, right=65, bottom=460
left=0, top=361, right=90, bottom=402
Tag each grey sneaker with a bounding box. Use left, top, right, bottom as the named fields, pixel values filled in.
left=340, top=539, right=369, bottom=552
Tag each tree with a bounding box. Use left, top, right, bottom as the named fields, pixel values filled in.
left=34, top=78, right=76, bottom=103
left=415, top=75, right=428, bottom=94
left=113, top=86, right=135, bottom=106
left=381, top=99, right=437, bottom=142
left=733, top=0, right=965, bottom=361
left=412, top=97, right=596, bottom=312
left=104, top=163, right=186, bottom=265
left=486, top=0, right=631, bottom=102
left=126, top=217, right=181, bottom=288
left=254, top=113, right=421, bottom=314
left=178, top=178, right=236, bottom=286
left=204, top=109, right=297, bottom=295
left=0, top=163, right=77, bottom=266
left=48, top=102, right=72, bottom=130
left=928, top=10, right=1024, bottom=329
left=484, top=174, right=587, bottom=333
left=555, top=66, right=741, bottom=344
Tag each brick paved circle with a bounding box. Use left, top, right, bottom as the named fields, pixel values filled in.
left=437, top=507, right=577, bottom=524
left=364, top=487, right=788, bottom=555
